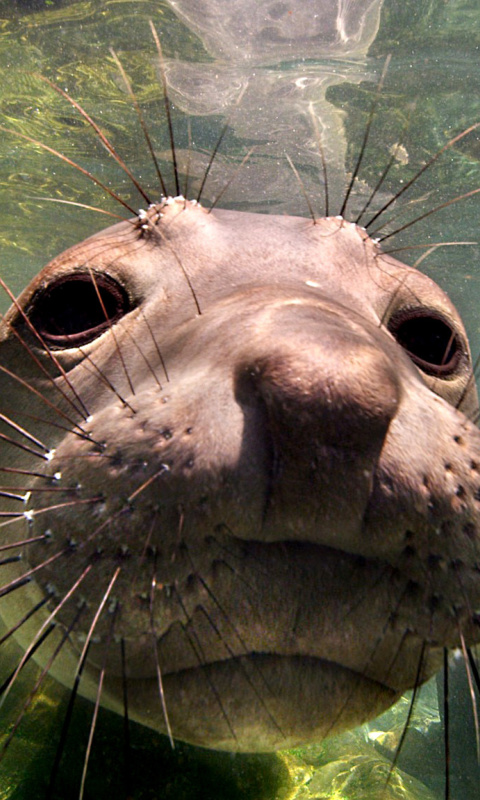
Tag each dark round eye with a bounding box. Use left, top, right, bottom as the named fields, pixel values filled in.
left=388, top=309, right=461, bottom=376
left=28, top=273, right=131, bottom=348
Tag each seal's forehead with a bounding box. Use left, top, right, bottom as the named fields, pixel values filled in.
left=4, top=199, right=467, bottom=345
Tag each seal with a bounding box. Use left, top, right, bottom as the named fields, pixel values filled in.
left=0, top=41, right=480, bottom=799
left=1, top=188, right=480, bottom=758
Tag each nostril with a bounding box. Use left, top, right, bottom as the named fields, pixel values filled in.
left=239, top=336, right=400, bottom=454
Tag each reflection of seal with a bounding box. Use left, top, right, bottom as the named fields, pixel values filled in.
left=1, top=196, right=480, bottom=753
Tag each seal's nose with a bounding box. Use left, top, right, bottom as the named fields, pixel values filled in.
left=245, top=301, right=400, bottom=450
left=235, top=299, right=402, bottom=547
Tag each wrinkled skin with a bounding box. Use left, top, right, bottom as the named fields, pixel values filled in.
left=0, top=198, right=479, bottom=751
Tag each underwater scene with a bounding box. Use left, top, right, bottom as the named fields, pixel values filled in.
left=0, top=1, right=479, bottom=798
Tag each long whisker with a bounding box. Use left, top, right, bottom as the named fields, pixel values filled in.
left=109, top=47, right=168, bottom=197
left=121, top=638, right=133, bottom=798
left=0, top=533, right=49, bottom=554
left=383, top=641, right=427, bottom=793
left=208, top=146, right=256, bottom=212
left=0, top=125, right=137, bottom=215
left=0, top=563, right=93, bottom=707
left=0, top=496, right=102, bottom=530
left=460, top=631, right=480, bottom=760
left=285, top=154, right=316, bottom=224
left=365, top=123, right=480, bottom=230
left=0, top=622, right=55, bottom=696
left=0, top=362, right=87, bottom=436
left=0, top=411, right=49, bottom=453
left=38, top=74, right=152, bottom=206
left=87, top=267, right=136, bottom=397
left=309, top=103, right=329, bottom=217
left=139, top=309, right=169, bottom=383
left=339, top=54, right=391, bottom=218
left=149, top=20, right=180, bottom=197
left=47, top=568, right=121, bottom=797
left=27, top=196, right=126, bottom=220
left=196, top=85, right=248, bottom=205
left=375, top=187, right=480, bottom=243
left=149, top=565, right=174, bottom=747
left=0, top=299, right=90, bottom=422
left=443, top=649, right=451, bottom=800
left=196, top=604, right=283, bottom=737
left=355, top=104, right=414, bottom=226
left=0, top=604, right=84, bottom=761
left=79, top=601, right=118, bottom=800
left=174, top=587, right=238, bottom=742
left=0, top=593, right=50, bottom=646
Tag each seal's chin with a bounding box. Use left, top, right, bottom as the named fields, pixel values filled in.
left=100, top=653, right=401, bottom=751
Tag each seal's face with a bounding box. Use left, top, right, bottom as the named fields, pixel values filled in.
left=0, top=198, right=479, bottom=751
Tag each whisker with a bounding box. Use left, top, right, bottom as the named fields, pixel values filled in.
left=0, top=594, right=50, bottom=648
left=0, top=466, right=61, bottom=479
left=139, top=309, right=169, bottom=383
left=138, top=222, right=202, bottom=315
left=119, top=317, right=164, bottom=391
left=127, top=465, right=169, bottom=503
left=38, top=74, right=152, bottom=206
left=0, top=533, right=49, bottom=553
left=75, top=348, right=135, bottom=413
left=149, top=566, right=174, bottom=747
left=79, top=602, right=118, bottom=800
left=365, top=123, right=480, bottom=230
left=208, top=146, right=256, bottom=212
left=183, top=118, right=193, bottom=202
left=121, top=638, right=133, bottom=799
left=0, top=604, right=84, bottom=762
left=381, top=241, right=476, bottom=261
left=285, top=153, right=316, bottom=224
left=87, top=267, right=136, bottom=397
left=443, top=649, right=451, bottom=800
left=375, top=188, right=480, bottom=243
left=0, top=496, right=102, bottom=530
left=0, top=430, right=50, bottom=462
left=0, top=563, right=92, bottom=708
left=149, top=20, right=180, bottom=197
left=0, top=622, right=56, bottom=697
left=0, top=362, right=87, bottom=436
left=0, top=485, right=73, bottom=497
left=339, top=54, right=391, bottom=218
left=174, top=588, right=238, bottom=743
left=109, top=47, right=168, bottom=197
left=355, top=105, right=413, bottom=226
left=27, top=196, right=126, bottom=220
left=45, top=570, right=120, bottom=798
left=0, top=555, right=21, bottom=567
left=0, top=412, right=49, bottom=453
left=0, top=125, right=137, bottom=215
left=196, top=604, right=283, bottom=737
left=196, top=84, right=248, bottom=205
left=383, top=641, right=427, bottom=793
left=467, top=647, right=480, bottom=694
left=308, top=103, right=329, bottom=217
left=459, top=631, right=480, bottom=760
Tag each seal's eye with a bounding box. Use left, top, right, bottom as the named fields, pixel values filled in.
left=388, top=309, right=461, bottom=376
left=28, top=273, right=131, bottom=348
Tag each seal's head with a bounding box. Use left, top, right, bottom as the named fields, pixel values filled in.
left=0, top=197, right=479, bottom=751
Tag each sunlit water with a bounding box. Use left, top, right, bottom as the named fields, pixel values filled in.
left=0, top=0, right=479, bottom=798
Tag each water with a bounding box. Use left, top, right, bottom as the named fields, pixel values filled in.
left=0, top=0, right=479, bottom=797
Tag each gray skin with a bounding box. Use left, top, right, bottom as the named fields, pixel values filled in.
left=0, top=198, right=480, bottom=752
